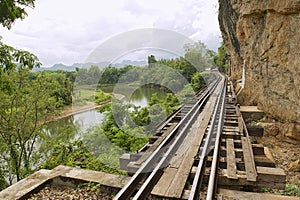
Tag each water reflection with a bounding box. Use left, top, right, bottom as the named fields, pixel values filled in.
left=126, top=86, right=170, bottom=107
left=45, top=110, right=104, bottom=139
left=73, top=110, right=105, bottom=134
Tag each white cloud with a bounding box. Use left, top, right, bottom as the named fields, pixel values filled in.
left=0, top=0, right=221, bottom=67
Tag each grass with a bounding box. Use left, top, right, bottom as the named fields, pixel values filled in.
left=249, top=120, right=263, bottom=126
left=77, top=182, right=101, bottom=192
left=97, top=84, right=115, bottom=93
left=279, top=184, right=300, bottom=197
left=260, top=184, right=300, bottom=197
left=72, top=85, right=97, bottom=105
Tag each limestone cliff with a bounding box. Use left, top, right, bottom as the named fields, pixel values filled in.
left=219, top=0, right=300, bottom=124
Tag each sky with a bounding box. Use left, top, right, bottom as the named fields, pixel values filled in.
left=0, top=0, right=222, bottom=67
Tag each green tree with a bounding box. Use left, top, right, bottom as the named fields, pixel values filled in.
left=191, top=72, right=205, bottom=92
left=42, top=71, right=73, bottom=106
left=184, top=41, right=208, bottom=72
left=99, top=101, right=148, bottom=151
left=94, top=90, right=111, bottom=105
left=157, top=57, right=197, bottom=83
left=99, top=65, right=119, bottom=84
left=0, top=41, right=58, bottom=183
left=148, top=55, right=157, bottom=67
left=149, top=93, right=159, bottom=106
left=75, top=68, right=88, bottom=84
left=205, top=49, right=217, bottom=69
left=162, top=93, right=179, bottom=115
left=177, top=57, right=197, bottom=82
left=0, top=0, right=68, bottom=187
left=0, top=166, right=8, bottom=190
left=214, top=42, right=229, bottom=73
left=87, top=65, right=101, bottom=85
left=0, top=0, right=35, bottom=29
left=82, top=126, right=124, bottom=170
left=39, top=139, right=124, bottom=174
left=131, top=106, right=150, bottom=127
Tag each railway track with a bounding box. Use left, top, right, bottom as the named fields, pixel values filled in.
left=116, top=72, right=226, bottom=200
left=116, top=72, right=286, bottom=200
left=188, top=75, right=227, bottom=200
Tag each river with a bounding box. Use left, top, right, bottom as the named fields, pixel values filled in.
left=46, top=86, right=169, bottom=140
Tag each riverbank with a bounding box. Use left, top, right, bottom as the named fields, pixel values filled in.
left=54, top=101, right=109, bottom=121
left=49, top=93, right=125, bottom=122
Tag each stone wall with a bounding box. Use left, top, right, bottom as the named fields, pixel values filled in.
left=219, top=0, right=300, bottom=124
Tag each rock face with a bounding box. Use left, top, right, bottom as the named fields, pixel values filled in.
left=288, top=159, right=300, bottom=172
left=219, top=0, right=300, bottom=124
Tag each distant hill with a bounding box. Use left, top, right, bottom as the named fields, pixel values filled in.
left=32, top=60, right=148, bottom=72
left=114, top=60, right=147, bottom=68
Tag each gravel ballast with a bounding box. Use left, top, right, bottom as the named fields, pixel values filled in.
left=27, top=184, right=114, bottom=200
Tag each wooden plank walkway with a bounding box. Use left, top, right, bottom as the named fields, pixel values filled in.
left=226, top=138, right=238, bottom=179
left=242, top=137, right=257, bottom=182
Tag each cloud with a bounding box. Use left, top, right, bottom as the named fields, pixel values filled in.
left=86, top=28, right=194, bottom=64
left=0, top=0, right=221, bottom=67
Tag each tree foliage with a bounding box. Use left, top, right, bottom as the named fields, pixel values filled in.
left=94, top=90, right=182, bottom=152
left=31, top=70, right=75, bottom=106
left=184, top=41, right=213, bottom=71
left=157, top=57, right=197, bottom=83
left=148, top=55, right=157, bottom=67
left=0, top=42, right=76, bottom=185
left=99, top=102, right=148, bottom=152
left=0, top=2, right=84, bottom=188
left=0, top=0, right=35, bottom=29
left=149, top=93, right=179, bottom=116
left=0, top=42, right=60, bottom=183
left=0, top=40, right=41, bottom=71
left=39, top=139, right=124, bottom=175
left=214, top=42, right=229, bottom=73
left=87, top=47, right=211, bottom=152
left=94, top=90, right=111, bottom=105
left=0, top=168, right=8, bottom=190
left=191, top=72, right=206, bottom=91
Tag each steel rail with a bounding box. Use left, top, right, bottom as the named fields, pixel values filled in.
left=114, top=74, right=222, bottom=200
left=188, top=76, right=226, bottom=200
left=206, top=78, right=227, bottom=200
